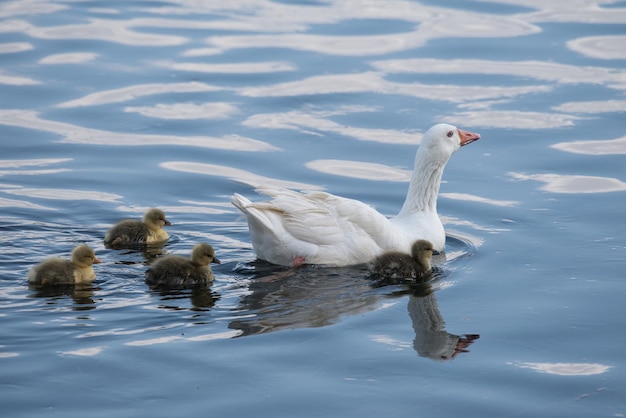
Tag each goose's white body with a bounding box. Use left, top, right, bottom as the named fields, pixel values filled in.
left=232, top=123, right=480, bottom=267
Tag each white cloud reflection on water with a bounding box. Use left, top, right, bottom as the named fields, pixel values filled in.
left=55, top=82, right=222, bottom=108
left=3, top=187, right=122, bottom=202
left=159, top=161, right=321, bottom=191
left=3, top=0, right=620, bottom=63
left=0, top=110, right=279, bottom=152
left=244, top=110, right=421, bottom=145
left=0, top=168, right=71, bottom=176
left=0, top=159, right=77, bottom=209
left=4, top=1, right=618, bottom=136
left=513, top=361, right=612, bottom=376
left=568, top=35, right=626, bottom=60
left=369, top=58, right=626, bottom=87
left=305, top=159, right=411, bottom=182
left=115, top=203, right=232, bottom=216
left=553, top=100, right=626, bottom=114
left=0, top=42, right=32, bottom=53
left=1, top=18, right=188, bottom=46
left=124, top=102, right=239, bottom=120
left=125, top=330, right=242, bottom=347
left=0, top=70, right=39, bottom=86
left=238, top=72, right=551, bottom=101
left=476, top=0, right=626, bottom=24
left=200, top=4, right=539, bottom=56
left=38, top=52, right=98, bottom=64
left=439, top=111, right=584, bottom=129
left=0, top=0, right=67, bottom=18
left=0, top=158, right=72, bottom=169
left=0, top=197, right=54, bottom=210
left=134, top=0, right=540, bottom=41
left=509, top=172, right=626, bottom=193
left=153, top=60, right=296, bottom=74
left=0, top=0, right=538, bottom=54
left=59, top=346, right=105, bottom=357
left=551, top=135, right=626, bottom=155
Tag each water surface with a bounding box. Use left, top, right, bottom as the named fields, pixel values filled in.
left=1, top=1, right=625, bottom=417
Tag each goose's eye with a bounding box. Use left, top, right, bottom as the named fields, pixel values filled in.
left=446, top=131, right=454, bottom=138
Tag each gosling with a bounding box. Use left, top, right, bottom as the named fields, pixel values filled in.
left=369, top=239, right=433, bottom=280
left=104, top=208, right=171, bottom=249
left=145, top=243, right=221, bottom=288
left=28, top=244, right=102, bottom=286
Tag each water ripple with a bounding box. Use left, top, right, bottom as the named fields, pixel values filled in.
left=0, top=110, right=279, bottom=152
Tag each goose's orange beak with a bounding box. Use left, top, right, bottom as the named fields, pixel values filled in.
left=458, top=128, right=480, bottom=146
left=93, top=257, right=102, bottom=264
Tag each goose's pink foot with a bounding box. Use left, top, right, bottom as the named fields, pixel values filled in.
left=292, top=256, right=306, bottom=267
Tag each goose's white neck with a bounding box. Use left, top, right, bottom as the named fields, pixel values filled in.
left=397, top=148, right=446, bottom=215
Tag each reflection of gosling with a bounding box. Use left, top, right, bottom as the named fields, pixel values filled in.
left=104, top=208, right=171, bottom=248
left=145, top=243, right=221, bottom=287
left=28, top=244, right=102, bottom=286
left=370, top=240, right=433, bottom=280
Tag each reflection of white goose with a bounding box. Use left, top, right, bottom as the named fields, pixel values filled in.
left=408, top=289, right=479, bottom=361
left=232, top=123, right=480, bottom=266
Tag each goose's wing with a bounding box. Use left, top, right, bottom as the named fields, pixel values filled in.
left=233, top=187, right=396, bottom=265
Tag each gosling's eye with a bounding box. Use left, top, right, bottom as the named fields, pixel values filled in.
left=446, top=131, right=454, bottom=138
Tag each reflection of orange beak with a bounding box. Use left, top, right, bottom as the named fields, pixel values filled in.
left=94, top=257, right=102, bottom=264
left=458, top=128, right=481, bottom=146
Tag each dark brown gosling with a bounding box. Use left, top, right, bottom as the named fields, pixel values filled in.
left=28, top=244, right=102, bottom=286
left=369, top=239, right=434, bottom=280
left=104, top=208, right=171, bottom=249
left=145, top=243, right=220, bottom=288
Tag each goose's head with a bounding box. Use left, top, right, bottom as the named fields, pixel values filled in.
left=410, top=239, right=434, bottom=270
left=421, top=123, right=480, bottom=159
left=143, top=208, right=172, bottom=230
left=191, top=243, right=221, bottom=267
left=72, top=244, right=102, bottom=268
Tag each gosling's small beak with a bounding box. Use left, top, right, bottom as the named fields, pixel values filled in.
left=93, top=257, right=102, bottom=264
left=212, top=257, right=221, bottom=265
left=458, top=128, right=481, bottom=146
left=164, top=220, right=172, bottom=226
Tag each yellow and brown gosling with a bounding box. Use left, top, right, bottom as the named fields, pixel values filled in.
left=28, top=244, right=102, bottom=286
left=369, top=239, right=434, bottom=280
left=145, top=243, right=220, bottom=288
left=104, top=208, right=171, bottom=249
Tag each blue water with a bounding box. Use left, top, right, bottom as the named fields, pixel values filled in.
left=1, top=1, right=625, bottom=417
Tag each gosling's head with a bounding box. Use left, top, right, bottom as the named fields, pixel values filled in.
left=410, top=240, right=433, bottom=268
left=71, top=244, right=102, bottom=268
left=143, top=208, right=171, bottom=230
left=190, top=243, right=221, bottom=267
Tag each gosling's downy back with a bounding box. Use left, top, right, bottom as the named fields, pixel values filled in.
left=369, top=239, right=433, bottom=281
left=145, top=243, right=220, bottom=288
left=28, top=244, right=101, bottom=286
left=104, top=208, right=171, bottom=248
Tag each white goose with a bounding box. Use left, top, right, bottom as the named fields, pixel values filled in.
left=231, top=123, right=480, bottom=267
